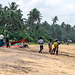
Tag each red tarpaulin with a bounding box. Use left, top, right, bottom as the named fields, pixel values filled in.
left=11, top=38, right=27, bottom=45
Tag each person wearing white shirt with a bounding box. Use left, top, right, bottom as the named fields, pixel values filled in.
left=22, top=41, right=29, bottom=48
left=37, top=37, right=44, bottom=53
left=0, top=33, right=4, bottom=46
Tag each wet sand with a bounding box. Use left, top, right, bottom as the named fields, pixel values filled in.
left=0, top=44, right=75, bottom=75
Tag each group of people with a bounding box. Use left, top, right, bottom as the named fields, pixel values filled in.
left=0, top=32, right=10, bottom=48
left=37, top=37, right=60, bottom=55
left=0, top=32, right=29, bottom=48
left=0, top=32, right=60, bottom=55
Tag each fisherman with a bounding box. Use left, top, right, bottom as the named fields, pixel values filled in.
left=52, top=40, right=58, bottom=54
left=6, top=32, right=10, bottom=48
left=56, top=39, right=60, bottom=55
left=0, top=33, right=4, bottom=47
left=67, top=40, right=69, bottom=45
left=48, top=39, right=53, bottom=54
left=37, top=37, right=44, bottom=53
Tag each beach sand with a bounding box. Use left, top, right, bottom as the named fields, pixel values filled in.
left=0, top=44, right=75, bottom=75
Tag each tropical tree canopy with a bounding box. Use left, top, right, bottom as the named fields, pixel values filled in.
left=0, top=2, right=75, bottom=43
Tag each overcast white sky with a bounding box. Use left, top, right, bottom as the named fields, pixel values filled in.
left=1, top=0, right=75, bottom=26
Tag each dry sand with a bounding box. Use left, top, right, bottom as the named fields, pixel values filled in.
left=0, top=44, right=75, bottom=75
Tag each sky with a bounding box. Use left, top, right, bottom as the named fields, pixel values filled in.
left=1, top=0, right=75, bottom=26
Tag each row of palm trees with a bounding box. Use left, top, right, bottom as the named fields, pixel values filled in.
left=0, top=2, right=25, bottom=32
left=0, top=2, right=75, bottom=42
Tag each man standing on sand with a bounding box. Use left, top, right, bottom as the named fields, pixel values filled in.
left=67, top=40, right=69, bottom=45
left=48, top=39, right=53, bottom=54
left=37, top=37, right=44, bottom=53
left=56, top=39, right=60, bottom=55
left=0, top=33, right=4, bottom=47
left=6, top=32, right=10, bottom=48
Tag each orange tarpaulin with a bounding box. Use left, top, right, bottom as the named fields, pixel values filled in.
left=4, top=45, right=20, bottom=48
left=11, top=38, right=27, bottom=45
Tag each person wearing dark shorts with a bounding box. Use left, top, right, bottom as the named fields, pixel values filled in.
left=0, top=33, right=4, bottom=47
left=37, top=37, right=44, bottom=53
left=22, top=41, right=29, bottom=48
left=6, top=32, right=10, bottom=48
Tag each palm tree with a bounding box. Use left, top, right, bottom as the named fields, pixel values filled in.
left=73, top=25, right=75, bottom=29
left=0, top=4, right=2, bottom=10
left=52, top=16, right=58, bottom=25
left=27, top=8, right=42, bottom=35
left=61, top=22, right=66, bottom=28
left=27, top=8, right=42, bottom=26
left=66, top=24, right=71, bottom=31
left=8, top=2, right=19, bottom=10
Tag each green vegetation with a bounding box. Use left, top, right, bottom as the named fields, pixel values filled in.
left=62, top=43, right=75, bottom=45
left=0, top=2, right=75, bottom=43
